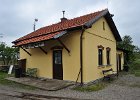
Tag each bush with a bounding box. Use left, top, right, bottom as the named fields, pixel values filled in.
left=129, top=58, right=140, bottom=76
left=130, top=59, right=140, bottom=71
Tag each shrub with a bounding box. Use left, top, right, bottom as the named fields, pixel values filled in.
left=129, top=59, right=140, bottom=71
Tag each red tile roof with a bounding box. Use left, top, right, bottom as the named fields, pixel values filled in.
left=13, top=9, right=107, bottom=46
left=16, top=31, right=61, bottom=46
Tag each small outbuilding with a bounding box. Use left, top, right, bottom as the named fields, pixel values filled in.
left=12, top=9, right=124, bottom=84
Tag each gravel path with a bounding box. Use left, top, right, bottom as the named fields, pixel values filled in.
left=0, top=74, right=140, bottom=100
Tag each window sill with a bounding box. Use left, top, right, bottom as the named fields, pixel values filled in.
left=106, top=64, right=112, bottom=67
left=98, top=65, right=106, bottom=68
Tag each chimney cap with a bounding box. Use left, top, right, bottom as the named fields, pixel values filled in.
left=61, top=10, right=67, bottom=22
left=62, top=11, right=65, bottom=18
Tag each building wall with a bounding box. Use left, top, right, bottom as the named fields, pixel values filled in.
left=20, top=44, right=53, bottom=78
left=20, top=30, right=81, bottom=82
left=83, top=17, right=117, bottom=82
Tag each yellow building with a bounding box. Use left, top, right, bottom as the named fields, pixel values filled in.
left=12, top=9, right=124, bottom=83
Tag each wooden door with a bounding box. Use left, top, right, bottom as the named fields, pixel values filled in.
left=53, top=50, right=63, bottom=80
left=18, top=59, right=26, bottom=77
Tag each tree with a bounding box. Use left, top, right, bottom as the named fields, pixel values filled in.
left=0, top=43, right=19, bottom=65
left=117, top=35, right=135, bottom=63
left=0, top=43, right=6, bottom=65
left=134, top=46, right=140, bottom=53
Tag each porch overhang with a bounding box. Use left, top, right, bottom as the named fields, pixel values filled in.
left=15, top=30, right=70, bottom=55
left=14, top=31, right=67, bottom=48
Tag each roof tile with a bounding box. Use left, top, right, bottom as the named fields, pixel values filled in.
left=13, top=9, right=106, bottom=46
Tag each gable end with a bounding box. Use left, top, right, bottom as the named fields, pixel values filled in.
left=84, top=9, right=122, bottom=42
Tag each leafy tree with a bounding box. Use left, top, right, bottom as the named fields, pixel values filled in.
left=0, top=43, right=19, bottom=65
left=0, top=43, right=6, bottom=65
left=117, top=35, right=135, bottom=63
left=134, top=46, right=140, bottom=53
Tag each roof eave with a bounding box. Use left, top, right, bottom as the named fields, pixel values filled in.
left=104, top=12, right=122, bottom=42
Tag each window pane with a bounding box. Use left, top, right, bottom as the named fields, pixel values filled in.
left=98, top=49, right=103, bottom=65
left=107, top=50, right=110, bottom=65
left=54, top=51, right=62, bottom=64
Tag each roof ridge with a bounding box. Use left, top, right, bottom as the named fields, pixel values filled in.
left=40, top=9, right=107, bottom=28
left=69, top=9, right=106, bottom=20
left=32, top=9, right=106, bottom=33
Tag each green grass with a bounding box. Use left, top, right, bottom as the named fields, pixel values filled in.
left=134, top=70, right=140, bottom=77
left=129, top=58, right=140, bottom=77
left=0, top=71, right=37, bottom=90
left=136, top=59, right=140, bottom=62
left=73, top=83, right=106, bottom=92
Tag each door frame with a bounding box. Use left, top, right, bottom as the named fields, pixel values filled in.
left=52, top=49, right=63, bottom=80
left=117, top=54, right=122, bottom=72
left=118, top=54, right=122, bottom=71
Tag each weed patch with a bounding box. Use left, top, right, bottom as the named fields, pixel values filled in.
left=134, top=70, right=140, bottom=77
left=73, top=83, right=106, bottom=92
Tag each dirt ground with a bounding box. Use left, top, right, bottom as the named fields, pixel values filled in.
left=0, top=73, right=140, bottom=100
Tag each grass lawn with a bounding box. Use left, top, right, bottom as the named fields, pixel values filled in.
left=0, top=71, right=37, bottom=90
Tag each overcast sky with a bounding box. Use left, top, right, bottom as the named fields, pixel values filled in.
left=0, top=0, right=139, bottom=47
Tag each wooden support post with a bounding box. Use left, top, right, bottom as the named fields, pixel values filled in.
left=39, top=47, right=47, bottom=55
left=21, top=47, right=32, bottom=56
left=56, top=38, right=70, bottom=53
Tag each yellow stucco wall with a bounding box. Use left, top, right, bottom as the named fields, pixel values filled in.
left=20, top=17, right=119, bottom=83
left=117, top=50, right=124, bottom=70
left=20, top=44, right=53, bottom=78
left=20, top=30, right=81, bottom=82
left=83, top=17, right=117, bottom=82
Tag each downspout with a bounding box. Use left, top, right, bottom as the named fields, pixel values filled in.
left=80, top=26, right=85, bottom=85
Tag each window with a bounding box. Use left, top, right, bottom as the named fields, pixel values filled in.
left=54, top=51, right=62, bottom=64
left=98, top=45, right=104, bottom=66
left=103, top=21, right=105, bottom=30
left=106, top=47, right=111, bottom=65
left=98, top=49, right=103, bottom=65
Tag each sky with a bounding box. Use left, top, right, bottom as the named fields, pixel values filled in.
left=0, top=0, right=140, bottom=47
